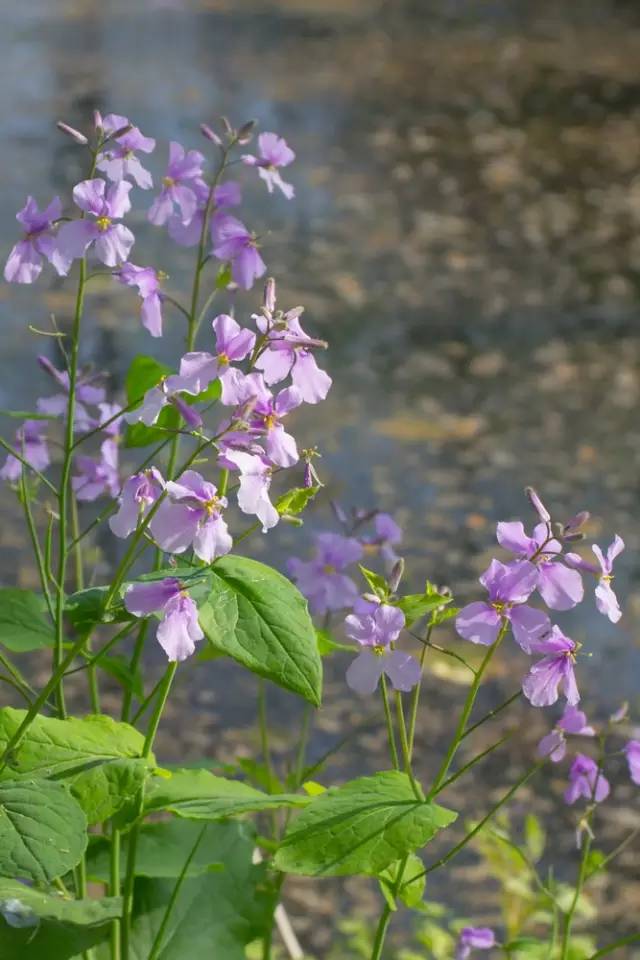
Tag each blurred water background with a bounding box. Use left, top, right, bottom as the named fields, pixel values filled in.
left=1, top=0, right=640, bottom=953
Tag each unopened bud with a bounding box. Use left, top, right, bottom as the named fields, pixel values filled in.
left=362, top=592, right=379, bottom=604
left=563, top=532, right=585, bottom=543
left=551, top=522, right=565, bottom=540
left=610, top=702, right=629, bottom=724
left=564, top=511, right=590, bottom=534
left=200, top=123, right=222, bottom=145
left=93, top=110, right=104, bottom=131
left=111, top=123, right=133, bottom=140
left=237, top=119, right=256, bottom=145
left=388, top=558, right=405, bottom=594
left=220, top=116, right=233, bottom=136
left=330, top=500, right=348, bottom=527
left=264, top=277, right=276, bottom=313
left=56, top=121, right=88, bottom=145
left=525, top=486, right=551, bottom=523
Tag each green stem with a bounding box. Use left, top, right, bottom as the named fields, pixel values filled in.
left=560, top=835, right=591, bottom=960
left=110, top=825, right=121, bottom=960
left=380, top=675, right=399, bottom=771
left=71, top=491, right=99, bottom=713
left=427, top=620, right=508, bottom=797
left=407, top=632, right=429, bottom=756
left=461, top=690, right=521, bottom=740
left=147, top=825, right=207, bottom=960
left=19, top=470, right=55, bottom=620
left=258, top=678, right=280, bottom=841
left=588, top=933, right=640, bottom=959
left=370, top=905, right=392, bottom=960
left=395, top=691, right=422, bottom=800
left=262, top=872, right=285, bottom=960
left=433, top=731, right=513, bottom=797
left=0, top=436, right=56, bottom=493
left=121, top=663, right=178, bottom=960
left=120, top=622, right=149, bottom=723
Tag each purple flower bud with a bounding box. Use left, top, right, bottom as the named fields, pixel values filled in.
left=56, top=121, right=88, bottom=145
left=525, top=486, right=551, bottom=523
left=236, top=119, right=257, bottom=145
left=610, top=702, right=629, bottom=723
left=200, top=123, right=222, bottom=144
left=388, top=558, right=405, bottom=593
left=263, top=277, right=277, bottom=313
left=93, top=110, right=104, bottom=131
left=564, top=511, right=590, bottom=534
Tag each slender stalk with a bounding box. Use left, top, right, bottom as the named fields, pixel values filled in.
left=71, top=490, right=99, bottom=712
left=110, top=826, right=121, bottom=960
left=427, top=620, right=508, bottom=797
left=19, top=470, right=54, bottom=619
left=407, top=633, right=429, bottom=756
left=380, top=675, right=399, bottom=771
left=120, top=621, right=149, bottom=722
left=395, top=692, right=422, bottom=800
left=588, top=933, right=640, bottom=958
left=461, top=690, right=521, bottom=740
left=121, top=663, right=178, bottom=960
left=0, top=436, right=56, bottom=493
left=433, top=731, right=513, bottom=796
left=586, top=825, right=640, bottom=879
left=258, top=678, right=280, bottom=841
left=370, top=905, right=392, bottom=960
left=560, top=835, right=591, bottom=960
left=0, top=651, right=37, bottom=703
left=147, top=825, right=207, bottom=960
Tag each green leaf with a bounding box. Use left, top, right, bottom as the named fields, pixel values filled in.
left=358, top=565, right=388, bottom=600
left=65, top=586, right=131, bottom=631
left=429, top=606, right=459, bottom=627
left=276, top=486, right=320, bottom=517
left=144, top=768, right=308, bottom=820
left=120, top=821, right=274, bottom=960
left=0, top=778, right=87, bottom=882
left=315, top=628, right=352, bottom=657
left=216, top=263, right=233, bottom=289
left=0, top=878, right=120, bottom=960
left=199, top=555, right=322, bottom=705
left=0, top=709, right=153, bottom=824
left=87, top=821, right=224, bottom=880
left=378, top=854, right=426, bottom=909
left=274, top=771, right=457, bottom=877
left=524, top=813, right=545, bottom=862
left=395, top=591, right=451, bottom=627
left=123, top=354, right=179, bottom=449
left=0, top=588, right=54, bottom=652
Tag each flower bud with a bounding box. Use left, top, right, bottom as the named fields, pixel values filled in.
left=564, top=511, right=590, bottom=534
left=237, top=119, right=257, bottom=145
left=56, top=121, right=88, bottom=145
left=610, top=702, right=629, bottom=724
left=111, top=123, right=133, bottom=140
left=93, top=110, right=104, bottom=131
left=525, top=486, right=551, bottom=523
left=551, top=521, right=565, bottom=540
left=330, top=500, right=348, bottom=527
left=563, top=532, right=585, bottom=543
left=388, top=558, right=405, bottom=594
left=200, top=123, right=222, bottom=145
left=263, top=277, right=276, bottom=313
left=362, top=592, right=379, bottom=604
left=220, top=116, right=233, bottom=136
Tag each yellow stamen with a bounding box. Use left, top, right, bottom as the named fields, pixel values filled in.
left=217, top=352, right=230, bottom=366
left=96, top=216, right=112, bottom=232
left=162, top=176, right=175, bottom=188
left=322, top=564, right=336, bottom=575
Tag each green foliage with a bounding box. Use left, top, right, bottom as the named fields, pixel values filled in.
left=0, top=588, right=54, bottom=651
left=315, top=628, right=352, bottom=657
left=144, top=767, right=308, bottom=820
left=276, top=485, right=320, bottom=517
left=0, top=709, right=154, bottom=823
left=116, top=821, right=274, bottom=959
left=65, top=586, right=131, bottom=631
left=124, top=355, right=180, bottom=448
left=0, top=778, right=87, bottom=883
left=198, top=555, right=322, bottom=705
left=395, top=582, right=452, bottom=627
left=0, top=878, right=120, bottom=960
left=378, top=854, right=426, bottom=910
left=358, top=565, right=389, bottom=599
left=87, top=820, right=224, bottom=879
left=275, top=771, right=456, bottom=877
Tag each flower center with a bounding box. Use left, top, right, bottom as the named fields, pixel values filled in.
left=217, top=352, right=230, bottom=365
left=204, top=496, right=221, bottom=516
left=263, top=413, right=277, bottom=430
left=372, top=645, right=386, bottom=657
left=162, top=176, right=176, bottom=188
left=96, top=216, right=112, bottom=232
left=492, top=601, right=506, bottom=613
left=322, top=564, right=336, bottom=575
left=601, top=574, right=613, bottom=582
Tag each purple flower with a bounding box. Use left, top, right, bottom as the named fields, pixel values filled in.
left=167, top=180, right=242, bottom=248
left=455, top=927, right=496, bottom=960
left=496, top=520, right=583, bottom=611
left=345, top=603, right=419, bottom=695
left=455, top=559, right=550, bottom=652
left=109, top=468, right=164, bottom=539
left=148, top=141, right=205, bottom=225
left=361, top=512, right=403, bottom=571
left=4, top=196, right=62, bottom=283
left=174, top=314, right=257, bottom=405
left=0, top=420, right=50, bottom=482
left=116, top=263, right=165, bottom=337
left=124, top=365, right=205, bottom=431
left=36, top=356, right=106, bottom=432
left=124, top=578, right=203, bottom=662
left=242, top=132, right=295, bottom=199
left=53, top=179, right=135, bottom=273
left=624, top=740, right=640, bottom=786
left=72, top=439, right=119, bottom=502
left=537, top=705, right=595, bottom=762
left=149, top=470, right=232, bottom=563
left=248, top=384, right=303, bottom=468
left=253, top=302, right=331, bottom=404
left=96, top=113, right=155, bottom=189
left=96, top=402, right=123, bottom=437
left=522, top=626, right=580, bottom=708
left=287, top=533, right=363, bottom=615
left=566, top=536, right=625, bottom=623
left=222, top=449, right=279, bottom=532
left=565, top=753, right=610, bottom=805
left=212, top=214, right=266, bottom=290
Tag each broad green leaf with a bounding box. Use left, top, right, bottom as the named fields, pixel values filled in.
left=429, top=605, right=459, bottom=627
left=199, top=555, right=322, bottom=705
left=0, top=878, right=120, bottom=960
left=65, top=586, right=131, bottom=631
left=0, top=588, right=54, bottom=652
left=87, top=821, right=224, bottom=880
left=144, top=767, right=308, bottom=820
left=358, top=565, right=388, bottom=599
left=395, top=591, right=451, bottom=627
left=0, top=778, right=87, bottom=882
left=276, top=486, right=319, bottom=517
left=124, top=355, right=179, bottom=448
left=274, top=771, right=457, bottom=877
left=0, top=709, right=153, bottom=823
left=117, top=821, right=274, bottom=960
left=378, top=854, right=426, bottom=909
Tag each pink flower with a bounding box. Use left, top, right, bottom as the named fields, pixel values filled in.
left=124, top=578, right=203, bottom=662
left=242, top=132, right=295, bottom=199
left=565, top=754, right=610, bottom=805
left=345, top=604, right=420, bottom=695
left=53, top=179, right=135, bottom=273
left=4, top=196, right=62, bottom=284
left=625, top=740, right=640, bottom=785
left=522, top=627, right=580, bottom=708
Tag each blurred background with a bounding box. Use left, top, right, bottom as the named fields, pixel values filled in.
left=1, top=0, right=639, bottom=954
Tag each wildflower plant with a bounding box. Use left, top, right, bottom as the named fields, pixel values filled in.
left=0, top=111, right=637, bottom=960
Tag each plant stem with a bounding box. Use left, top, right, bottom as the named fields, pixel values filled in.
left=461, top=690, right=521, bottom=740
left=428, top=620, right=508, bottom=797
left=588, top=933, right=640, bottom=958
left=19, top=470, right=55, bottom=619
left=121, top=662, right=177, bottom=960
left=120, top=621, right=149, bottom=723
left=370, top=905, right=392, bottom=960
left=71, top=490, right=99, bottom=712
left=395, top=691, right=422, bottom=800
left=380, top=675, right=399, bottom=771
left=110, top=825, right=121, bottom=960
left=407, top=632, right=430, bottom=756
left=560, top=834, right=591, bottom=960
left=147, top=825, right=207, bottom=960
left=432, top=731, right=513, bottom=796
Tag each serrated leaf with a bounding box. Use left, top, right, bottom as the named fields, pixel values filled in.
left=0, top=709, right=153, bottom=824
left=0, top=589, right=54, bottom=652
left=144, top=768, right=308, bottom=820
left=379, top=853, right=425, bottom=909
left=87, top=821, right=224, bottom=880
left=275, top=771, right=456, bottom=877
left=199, top=555, right=322, bottom=705
left=276, top=486, right=320, bottom=517
left=0, top=778, right=87, bottom=882
left=0, top=878, right=120, bottom=960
